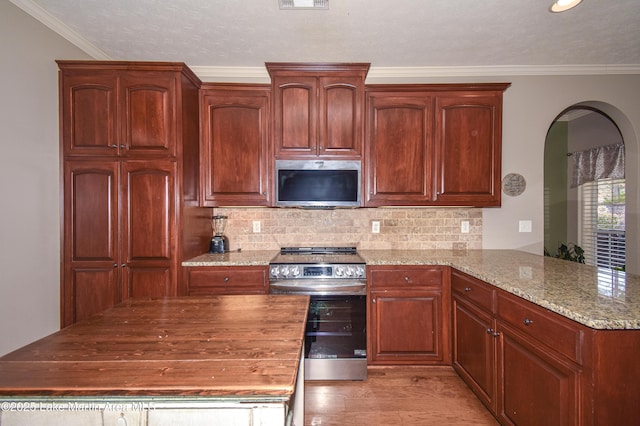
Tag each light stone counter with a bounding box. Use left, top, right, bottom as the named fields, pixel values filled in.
left=182, top=249, right=639, bottom=330
left=359, top=249, right=639, bottom=330
left=182, top=250, right=278, bottom=266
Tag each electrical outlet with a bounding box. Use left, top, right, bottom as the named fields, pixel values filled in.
left=461, top=220, right=470, bottom=233
left=519, top=220, right=532, bottom=233
left=371, top=221, right=380, bottom=234
left=252, top=221, right=261, bottom=233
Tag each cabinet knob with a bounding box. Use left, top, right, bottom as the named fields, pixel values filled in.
left=120, top=144, right=126, bottom=149
left=224, top=277, right=230, bottom=282
left=121, top=263, right=126, bottom=268
left=404, top=276, right=410, bottom=282
left=372, top=298, right=377, bottom=304
left=523, top=318, right=534, bottom=326
left=110, top=144, right=117, bottom=149
left=464, top=287, right=472, bottom=292
left=492, top=331, right=501, bottom=337
left=486, top=328, right=493, bottom=334
left=113, top=263, right=118, bottom=268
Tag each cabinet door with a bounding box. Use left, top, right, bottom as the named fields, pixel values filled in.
left=272, top=75, right=317, bottom=157
left=121, top=161, right=176, bottom=298
left=60, top=72, right=118, bottom=156
left=452, top=297, right=497, bottom=413
left=318, top=76, right=363, bottom=157
left=200, top=87, right=270, bottom=206
left=497, top=323, right=582, bottom=426
left=365, top=93, right=435, bottom=206
left=120, top=72, right=177, bottom=158
left=63, top=160, right=120, bottom=326
left=370, top=290, right=443, bottom=364
left=434, top=93, right=502, bottom=206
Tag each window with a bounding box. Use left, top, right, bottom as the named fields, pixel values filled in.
left=579, top=178, right=626, bottom=270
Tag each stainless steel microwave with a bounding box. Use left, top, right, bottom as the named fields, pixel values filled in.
left=275, top=160, right=362, bottom=208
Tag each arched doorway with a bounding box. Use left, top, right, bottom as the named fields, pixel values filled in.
left=544, top=103, right=634, bottom=270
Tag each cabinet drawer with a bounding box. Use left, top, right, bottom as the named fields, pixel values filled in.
left=369, top=267, right=443, bottom=289
left=186, top=267, right=267, bottom=295
left=496, top=291, right=583, bottom=364
left=451, top=271, right=494, bottom=312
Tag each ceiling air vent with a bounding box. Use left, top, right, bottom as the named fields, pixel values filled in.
left=279, top=0, right=329, bottom=10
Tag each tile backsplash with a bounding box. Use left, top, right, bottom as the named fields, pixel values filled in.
left=210, top=207, right=482, bottom=251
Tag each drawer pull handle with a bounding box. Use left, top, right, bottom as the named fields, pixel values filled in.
left=523, top=318, right=533, bottom=326
left=464, top=287, right=472, bottom=292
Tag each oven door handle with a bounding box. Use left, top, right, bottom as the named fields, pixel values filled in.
left=269, top=280, right=366, bottom=295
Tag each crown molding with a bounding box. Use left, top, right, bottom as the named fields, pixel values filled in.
left=10, top=0, right=111, bottom=60
left=192, top=64, right=640, bottom=82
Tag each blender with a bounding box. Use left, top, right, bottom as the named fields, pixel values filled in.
left=209, top=215, right=229, bottom=253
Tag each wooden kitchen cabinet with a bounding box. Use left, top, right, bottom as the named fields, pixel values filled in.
left=266, top=62, right=369, bottom=159
left=364, top=91, right=435, bottom=206
left=60, top=68, right=179, bottom=158
left=452, top=270, right=585, bottom=425
left=184, top=266, right=268, bottom=295
left=434, top=89, right=508, bottom=206
left=368, top=266, right=450, bottom=364
left=59, top=61, right=210, bottom=327
left=452, top=272, right=498, bottom=413
left=364, top=84, right=509, bottom=207
left=199, top=84, right=271, bottom=206
left=63, top=159, right=177, bottom=324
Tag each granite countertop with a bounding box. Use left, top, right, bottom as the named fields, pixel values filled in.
left=182, top=249, right=639, bottom=330
left=182, top=250, right=279, bottom=266
left=359, top=249, right=639, bottom=330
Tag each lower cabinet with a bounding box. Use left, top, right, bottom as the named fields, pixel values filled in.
left=452, top=297, right=497, bottom=412
left=368, top=266, right=450, bottom=364
left=183, top=266, right=268, bottom=295
left=452, top=270, right=585, bottom=426
left=498, top=322, right=581, bottom=426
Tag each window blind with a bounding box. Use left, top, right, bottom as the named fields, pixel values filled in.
left=579, top=178, right=626, bottom=270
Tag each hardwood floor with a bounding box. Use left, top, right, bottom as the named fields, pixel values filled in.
left=304, top=366, right=498, bottom=426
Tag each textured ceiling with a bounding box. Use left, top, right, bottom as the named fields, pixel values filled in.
left=13, top=0, right=640, bottom=72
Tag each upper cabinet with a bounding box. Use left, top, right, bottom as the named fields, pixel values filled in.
left=59, top=64, right=183, bottom=158
left=199, top=84, right=271, bottom=206
left=365, top=91, right=435, bottom=206
left=266, top=63, right=370, bottom=159
left=365, top=84, right=510, bottom=207
left=434, top=88, right=508, bottom=206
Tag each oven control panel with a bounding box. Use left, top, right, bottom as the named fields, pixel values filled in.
left=269, top=264, right=366, bottom=280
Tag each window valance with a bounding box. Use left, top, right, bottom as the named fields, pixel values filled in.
left=570, top=143, right=625, bottom=188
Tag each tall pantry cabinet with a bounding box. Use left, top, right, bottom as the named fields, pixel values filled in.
left=58, top=61, right=211, bottom=327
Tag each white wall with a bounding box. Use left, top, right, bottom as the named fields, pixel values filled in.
left=0, top=1, right=90, bottom=356
left=1, top=2, right=639, bottom=355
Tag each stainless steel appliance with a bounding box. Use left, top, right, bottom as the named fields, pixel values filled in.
left=274, top=160, right=362, bottom=208
left=269, top=247, right=367, bottom=380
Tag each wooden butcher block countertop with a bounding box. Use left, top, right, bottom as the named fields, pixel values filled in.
left=0, top=295, right=309, bottom=398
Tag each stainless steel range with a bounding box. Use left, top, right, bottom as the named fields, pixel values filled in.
left=269, top=247, right=367, bottom=381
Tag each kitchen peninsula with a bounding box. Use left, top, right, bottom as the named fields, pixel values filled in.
left=0, top=295, right=308, bottom=425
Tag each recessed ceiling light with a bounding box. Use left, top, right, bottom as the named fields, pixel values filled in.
left=550, top=0, right=583, bottom=13
left=279, top=0, right=329, bottom=10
